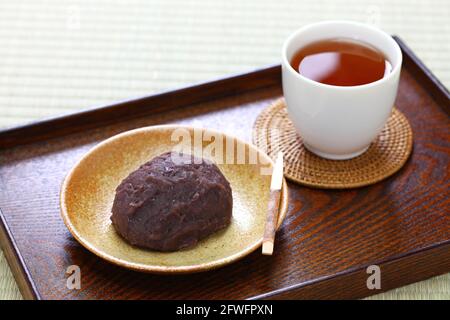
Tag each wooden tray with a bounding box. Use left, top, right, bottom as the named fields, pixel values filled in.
left=0, top=37, right=449, bottom=300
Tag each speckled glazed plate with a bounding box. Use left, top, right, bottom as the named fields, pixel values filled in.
left=60, top=125, right=288, bottom=273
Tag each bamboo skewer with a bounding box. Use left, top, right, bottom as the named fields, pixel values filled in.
left=262, top=151, right=283, bottom=255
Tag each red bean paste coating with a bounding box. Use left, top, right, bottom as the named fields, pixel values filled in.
left=111, top=152, right=233, bottom=251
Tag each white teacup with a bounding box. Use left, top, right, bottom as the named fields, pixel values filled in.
left=282, top=21, right=402, bottom=160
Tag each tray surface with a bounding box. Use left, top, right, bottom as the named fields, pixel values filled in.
left=0, top=38, right=449, bottom=299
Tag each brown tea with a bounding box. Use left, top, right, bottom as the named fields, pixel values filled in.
left=290, top=38, right=392, bottom=86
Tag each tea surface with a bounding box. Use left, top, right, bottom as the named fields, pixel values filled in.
left=290, top=38, right=392, bottom=86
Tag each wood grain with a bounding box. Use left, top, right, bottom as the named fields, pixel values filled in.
left=0, top=38, right=449, bottom=300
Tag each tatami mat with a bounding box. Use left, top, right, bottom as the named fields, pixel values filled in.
left=0, top=0, right=448, bottom=299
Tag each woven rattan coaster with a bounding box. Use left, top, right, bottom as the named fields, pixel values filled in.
left=253, top=99, right=413, bottom=189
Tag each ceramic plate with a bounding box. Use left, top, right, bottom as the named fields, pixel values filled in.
left=60, top=125, right=288, bottom=273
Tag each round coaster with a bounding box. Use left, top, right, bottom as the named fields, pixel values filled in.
left=252, top=99, right=413, bottom=189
